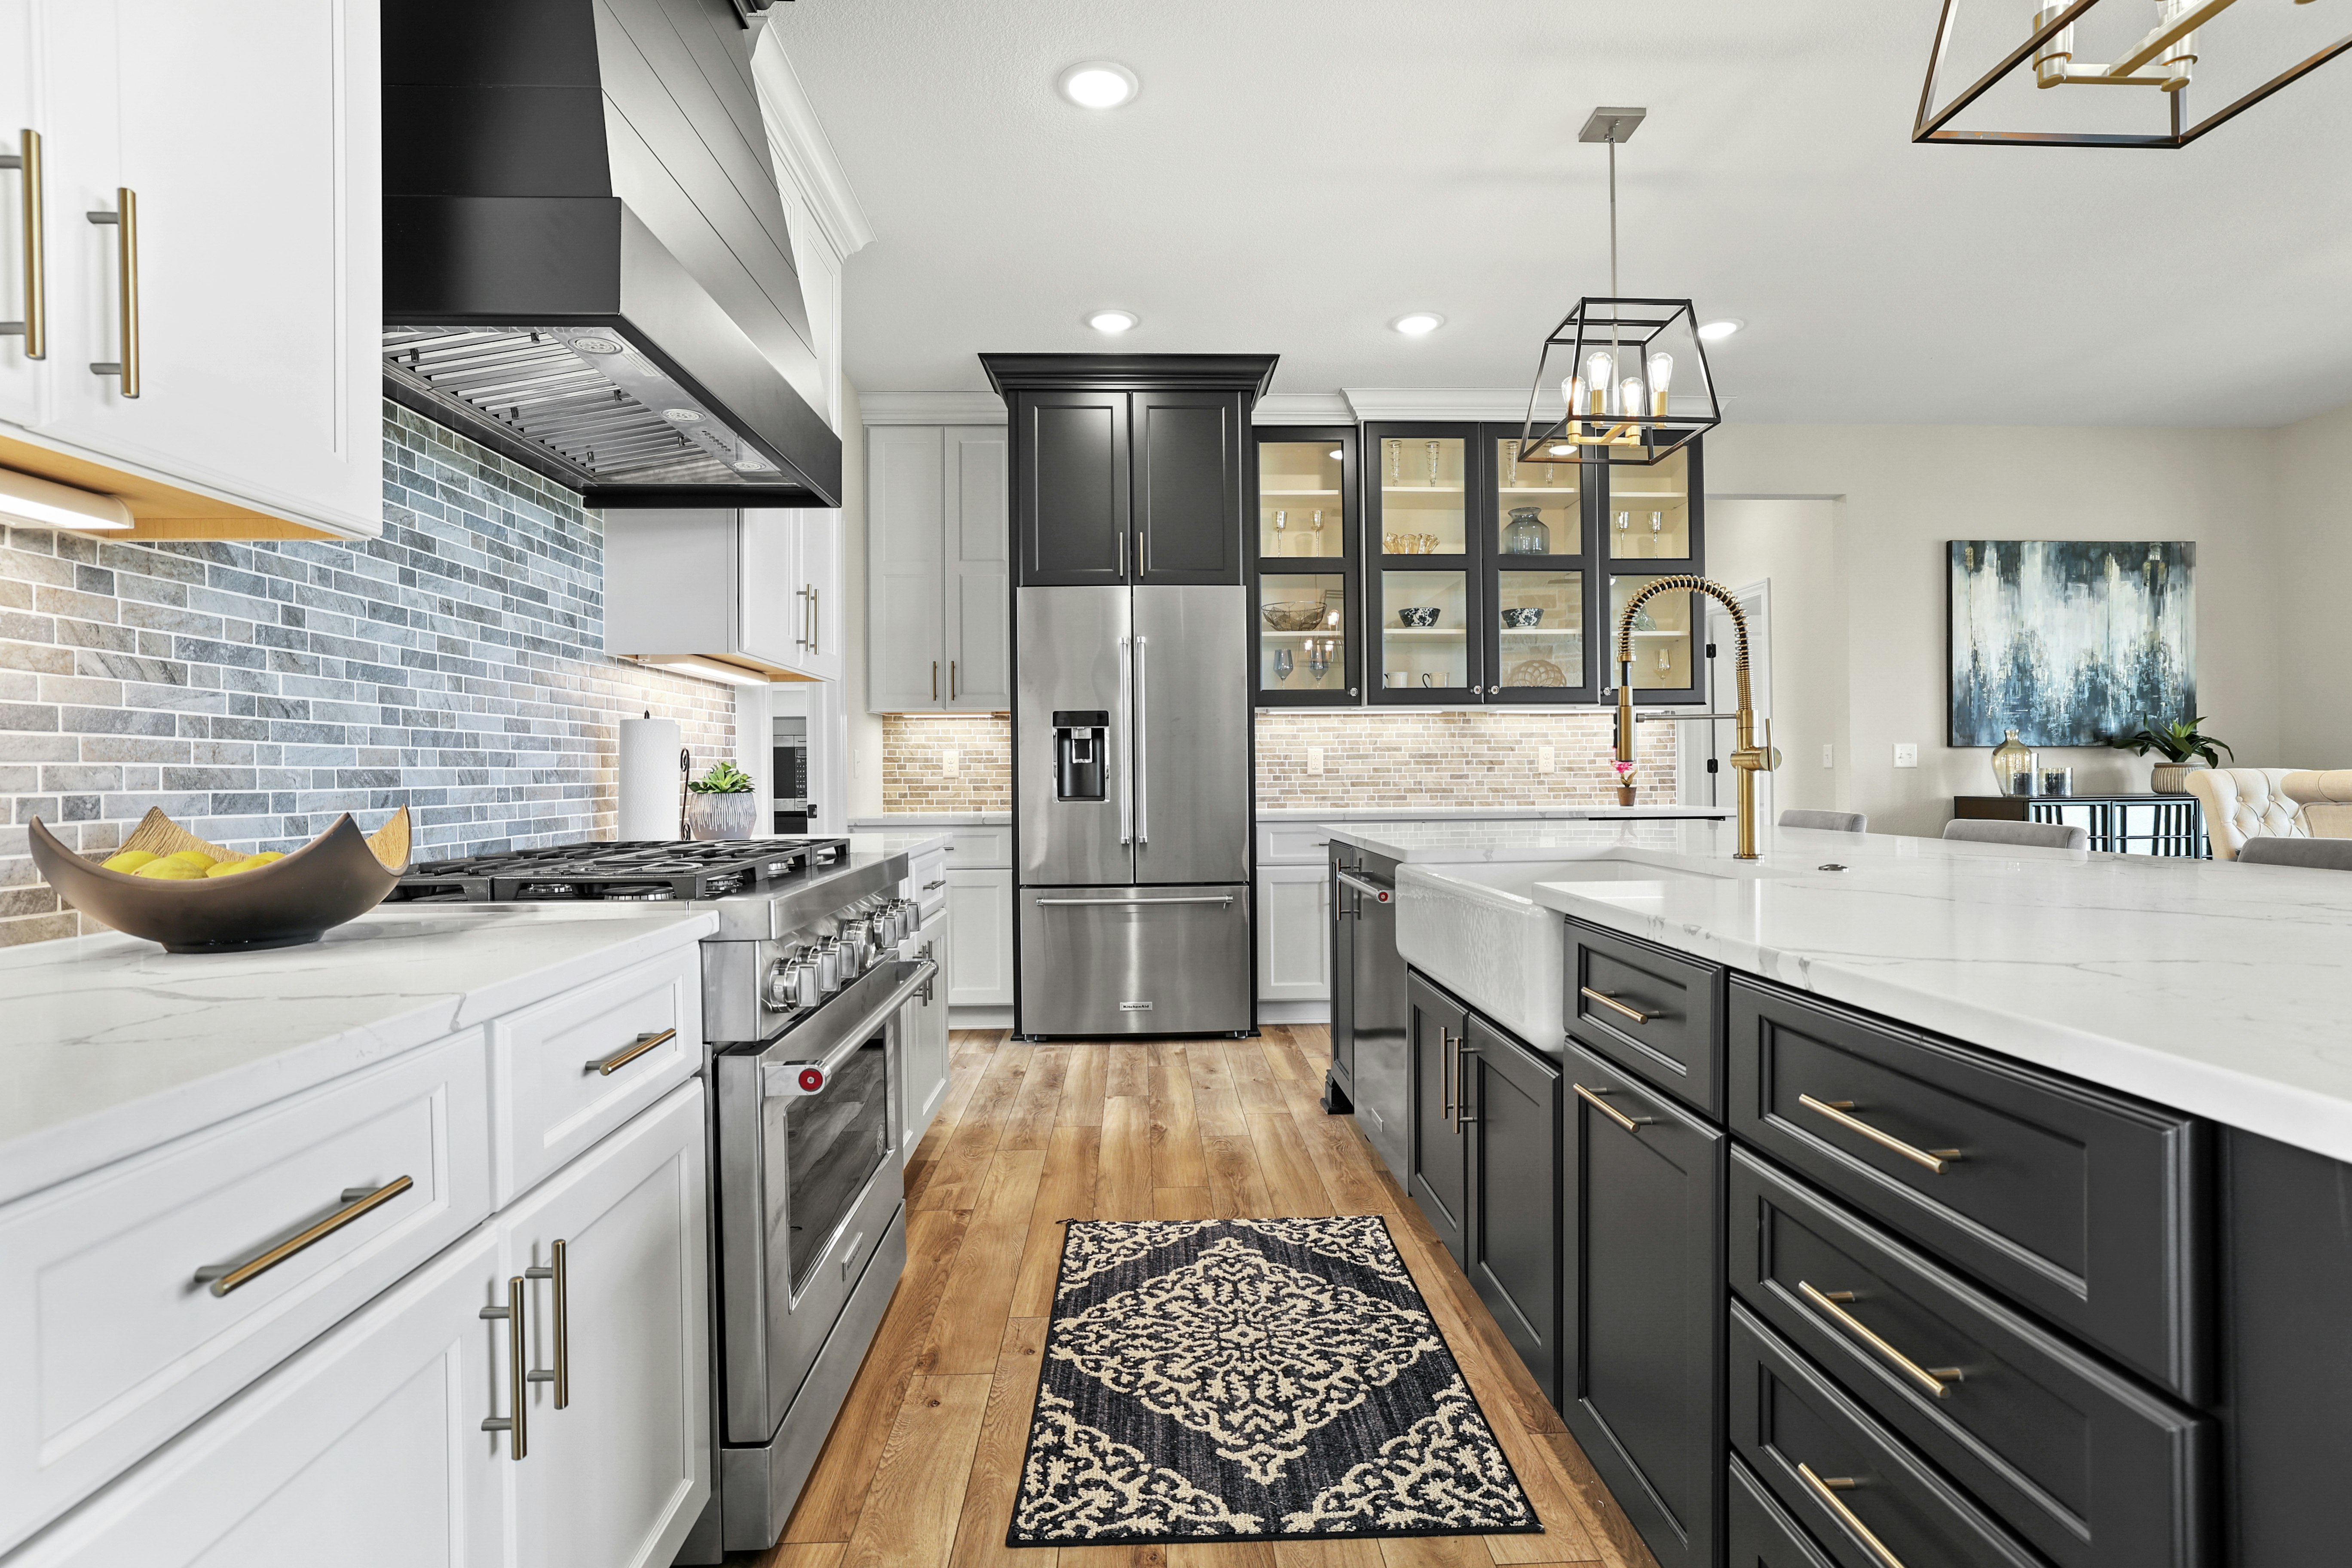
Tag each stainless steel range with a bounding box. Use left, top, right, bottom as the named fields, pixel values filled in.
left=392, top=838, right=938, bottom=1560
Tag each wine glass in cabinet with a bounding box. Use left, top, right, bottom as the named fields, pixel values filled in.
left=1251, top=427, right=1360, bottom=705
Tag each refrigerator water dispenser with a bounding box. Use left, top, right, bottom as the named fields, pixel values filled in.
left=1052, top=710, right=1109, bottom=801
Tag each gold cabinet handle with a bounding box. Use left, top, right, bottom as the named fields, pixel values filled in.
left=1580, top=986, right=1653, bottom=1025
left=193, top=1175, right=413, bottom=1296
left=479, top=1276, right=529, bottom=1459
left=931, top=659, right=939, bottom=701
left=1797, top=1463, right=1905, bottom=1568
left=84, top=188, right=137, bottom=397
left=1438, top=1026, right=1455, bottom=1127
left=585, top=1026, right=675, bottom=1077
left=950, top=658, right=958, bottom=700
left=525, top=1239, right=570, bottom=1409
left=0, top=129, right=44, bottom=358
left=1797, top=1281, right=1963, bottom=1400
left=1797, top=1094, right=1957, bottom=1173
left=1573, top=1081, right=1646, bottom=1135
left=1455, top=1039, right=1479, bottom=1127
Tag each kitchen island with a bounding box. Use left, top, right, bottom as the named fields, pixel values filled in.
left=1323, top=816, right=2352, bottom=1568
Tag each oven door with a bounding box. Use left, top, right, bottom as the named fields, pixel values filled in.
left=715, top=956, right=934, bottom=1444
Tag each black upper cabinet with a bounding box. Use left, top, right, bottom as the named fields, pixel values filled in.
left=983, top=355, right=1274, bottom=588
left=1252, top=427, right=1359, bottom=704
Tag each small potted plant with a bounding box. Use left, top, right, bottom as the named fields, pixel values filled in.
left=2107, top=716, right=2234, bottom=795
left=684, top=760, right=758, bottom=839
left=1612, top=759, right=1638, bottom=807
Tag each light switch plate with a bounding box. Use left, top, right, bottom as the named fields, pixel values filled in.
left=1538, top=744, right=1556, bottom=775
left=1821, top=744, right=1834, bottom=769
left=1893, top=743, right=1919, bottom=768
left=1306, top=746, right=1325, bottom=775
left=943, top=747, right=961, bottom=777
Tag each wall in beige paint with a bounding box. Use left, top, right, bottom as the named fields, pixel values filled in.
left=2269, top=401, right=2352, bottom=769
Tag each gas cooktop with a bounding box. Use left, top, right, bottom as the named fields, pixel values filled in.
left=389, top=838, right=851, bottom=904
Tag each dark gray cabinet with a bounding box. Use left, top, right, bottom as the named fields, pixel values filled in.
left=1407, top=970, right=1471, bottom=1265
left=1133, top=388, right=1245, bottom=584
left=1012, top=389, right=1127, bottom=586
left=1728, top=1457, right=1841, bottom=1568
left=1560, top=1035, right=1724, bottom=1568
left=1464, top=1013, right=1562, bottom=1406
left=1568, top=917, right=1727, bottom=1118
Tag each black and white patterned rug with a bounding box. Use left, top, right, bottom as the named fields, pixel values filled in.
left=1007, top=1215, right=1540, bottom=1547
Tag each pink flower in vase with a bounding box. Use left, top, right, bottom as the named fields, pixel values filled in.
left=1611, top=760, right=1637, bottom=786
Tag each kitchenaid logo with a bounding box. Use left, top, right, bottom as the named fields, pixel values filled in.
left=1120, top=1001, right=1154, bottom=1011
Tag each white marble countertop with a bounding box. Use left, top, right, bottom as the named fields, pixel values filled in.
left=848, top=812, right=1009, bottom=828
left=1262, top=805, right=1731, bottom=823
left=1357, top=817, right=2352, bottom=1163
left=849, top=828, right=953, bottom=859
left=0, top=903, right=717, bottom=1207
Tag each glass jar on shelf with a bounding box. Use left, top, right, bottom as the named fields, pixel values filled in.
left=1503, top=506, right=1551, bottom=556
left=1991, top=729, right=2037, bottom=796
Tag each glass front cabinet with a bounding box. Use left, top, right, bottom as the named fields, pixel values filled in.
left=1249, top=427, right=1360, bottom=704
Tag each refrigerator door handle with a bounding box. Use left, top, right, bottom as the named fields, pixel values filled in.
left=1117, top=634, right=1135, bottom=847
left=1133, top=634, right=1149, bottom=846
left=1033, top=895, right=1236, bottom=907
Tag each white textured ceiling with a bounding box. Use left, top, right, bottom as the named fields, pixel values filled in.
left=770, top=0, right=2352, bottom=426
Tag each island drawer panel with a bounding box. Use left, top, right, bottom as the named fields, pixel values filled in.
left=1728, top=1456, right=1841, bottom=1568
left=1730, top=1150, right=2212, bottom=1568
left=491, top=945, right=701, bottom=1206
left=0, top=1029, right=491, bottom=1555
left=1728, top=979, right=2208, bottom=1403
left=1730, top=1304, right=2046, bottom=1568
left=1568, top=919, right=1725, bottom=1118
left=910, top=845, right=949, bottom=918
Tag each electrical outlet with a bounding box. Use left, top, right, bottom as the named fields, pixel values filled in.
left=1538, top=744, right=1556, bottom=775
left=1306, top=746, right=1325, bottom=775
left=1893, top=742, right=1919, bottom=768
left=942, top=747, right=961, bottom=778
left=1821, top=744, right=1834, bottom=769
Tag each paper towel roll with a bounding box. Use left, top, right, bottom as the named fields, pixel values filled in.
left=618, top=717, right=684, bottom=841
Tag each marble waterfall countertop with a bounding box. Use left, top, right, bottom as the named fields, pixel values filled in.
left=1258, top=805, right=1732, bottom=821
left=1332, top=816, right=2352, bottom=1164
left=0, top=903, right=717, bottom=1206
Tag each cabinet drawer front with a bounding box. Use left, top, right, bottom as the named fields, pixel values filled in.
left=1730, top=1305, right=2044, bottom=1568
left=491, top=946, right=699, bottom=1205
left=0, top=1031, right=491, bottom=1553
left=1729, top=1456, right=1842, bottom=1568
left=1568, top=919, right=1724, bottom=1117
left=947, top=826, right=1010, bottom=867
left=910, top=848, right=949, bottom=916
left=1259, top=823, right=1337, bottom=865
left=1730, top=1152, right=2210, bottom=1568
left=1728, top=979, right=2206, bottom=1401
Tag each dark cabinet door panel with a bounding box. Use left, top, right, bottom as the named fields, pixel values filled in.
left=1728, top=1456, right=1843, bottom=1568
left=1329, top=853, right=1356, bottom=1095
left=1408, top=970, right=1470, bottom=1266
left=1730, top=1304, right=2045, bottom=1568
left=1017, top=391, right=1128, bottom=585
left=1561, top=1037, right=1724, bottom=1568
left=1730, top=1150, right=2211, bottom=1568
left=1728, top=977, right=2208, bottom=1403
left=1466, top=1014, right=1562, bottom=1408
left=1133, top=389, right=1243, bottom=584
left=1568, top=918, right=1726, bottom=1117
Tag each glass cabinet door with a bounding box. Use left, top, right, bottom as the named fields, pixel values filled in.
left=1376, top=568, right=1471, bottom=695
left=1367, top=426, right=1474, bottom=703
left=1486, top=432, right=1595, bottom=701
left=1251, top=429, right=1359, bottom=704
left=1605, top=574, right=1700, bottom=698
left=1600, top=443, right=1701, bottom=568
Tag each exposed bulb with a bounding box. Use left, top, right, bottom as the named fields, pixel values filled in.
left=1583, top=351, right=1613, bottom=414
left=1562, top=375, right=1582, bottom=416
left=1647, top=352, right=1674, bottom=417
left=1619, top=377, right=1645, bottom=420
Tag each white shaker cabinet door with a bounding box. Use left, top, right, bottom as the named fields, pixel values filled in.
left=946, top=866, right=1014, bottom=1009
left=502, top=1078, right=710, bottom=1568
left=737, top=508, right=803, bottom=672
left=0, top=2, right=49, bottom=429
left=796, top=506, right=844, bottom=683
left=5, top=1227, right=505, bottom=1568
left=903, top=904, right=954, bottom=1160
left=1257, top=864, right=1331, bottom=1002
left=866, top=424, right=946, bottom=711
left=944, top=425, right=1010, bottom=711
left=36, top=0, right=382, bottom=537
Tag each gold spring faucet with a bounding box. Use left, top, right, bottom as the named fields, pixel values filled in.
left=1613, top=575, right=1775, bottom=859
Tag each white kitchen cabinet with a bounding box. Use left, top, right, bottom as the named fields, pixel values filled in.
left=605, top=508, right=840, bottom=682
left=903, top=903, right=953, bottom=1161
left=6, top=1227, right=507, bottom=1568
left=946, top=866, right=1014, bottom=1009
left=0, top=6, right=43, bottom=431
left=864, top=424, right=1009, bottom=713
left=502, top=1078, right=710, bottom=1568
left=0, top=0, right=382, bottom=540
left=1256, top=863, right=1332, bottom=1003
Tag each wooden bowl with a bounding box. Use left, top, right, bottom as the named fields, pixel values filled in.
left=30, top=807, right=412, bottom=953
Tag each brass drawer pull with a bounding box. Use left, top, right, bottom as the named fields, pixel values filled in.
left=525, top=1239, right=570, bottom=1409
left=586, top=1026, right=676, bottom=1077
left=1573, top=1082, right=1646, bottom=1135
left=480, top=1276, right=529, bottom=1459
left=0, top=128, right=44, bottom=358
left=1798, top=1281, right=1963, bottom=1399
left=1797, top=1093, right=1959, bottom=1173
left=85, top=188, right=138, bottom=397
left=1798, top=1463, right=1905, bottom=1568
left=194, top=1175, right=413, bottom=1296
left=1580, top=986, right=1653, bottom=1025
left=1438, top=1027, right=1455, bottom=1125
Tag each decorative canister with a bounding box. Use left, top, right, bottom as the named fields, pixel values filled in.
left=2151, top=761, right=2204, bottom=795
left=1990, top=728, right=2037, bottom=797
left=1504, top=506, right=1551, bottom=555
left=2041, top=766, right=2073, bottom=797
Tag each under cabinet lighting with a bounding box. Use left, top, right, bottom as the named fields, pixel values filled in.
left=1391, top=312, right=1445, bottom=336
left=0, top=466, right=134, bottom=532
left=1697, top=318, right=1744, bottom=341
left=1059, top=61, right=1139, bottom=109
left=1086, top=309, right=1139, bottom=333
left=630, top=654, right=772, bottom=688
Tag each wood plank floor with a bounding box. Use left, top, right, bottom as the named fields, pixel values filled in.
left=757, top=1028, right=1660, bottom=1568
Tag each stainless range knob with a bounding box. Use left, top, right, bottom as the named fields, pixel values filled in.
left=815, top=940, right=843, bottom=993
left=791, top=960, right=822, bottom=1008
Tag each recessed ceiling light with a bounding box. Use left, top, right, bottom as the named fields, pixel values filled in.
left=1697, top=318, right=1745, bottom=341
left=1086, top=309, right=1139, bottom=334
left=1058, top=61, right=1139, bottom=109
left=1391, top=312, right=1445, bottom=336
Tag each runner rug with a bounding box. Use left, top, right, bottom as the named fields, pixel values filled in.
left=1007, top=1215, right=1541, bottom=1547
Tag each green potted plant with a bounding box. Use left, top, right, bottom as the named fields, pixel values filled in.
left=684, top=760, right=758, bottom=839
left=2107, top=716, right=2234, bottom=795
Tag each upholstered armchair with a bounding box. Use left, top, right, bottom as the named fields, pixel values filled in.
left=2186, top=768, right=2352, bottom=859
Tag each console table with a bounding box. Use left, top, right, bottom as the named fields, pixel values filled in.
left=1954, top=792, right=2209, bottom=856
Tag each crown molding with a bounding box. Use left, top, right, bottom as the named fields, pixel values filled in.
left=1253, top=393, right=1356, bottom=426
left=859, top=391, right=1008, bottom=426
left=751, top=36, right=874, bottom=261
left=1341, top=387, right=1566, bottom=423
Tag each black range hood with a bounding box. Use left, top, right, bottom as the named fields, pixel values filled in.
left=383, top=0, right=842, bottom=508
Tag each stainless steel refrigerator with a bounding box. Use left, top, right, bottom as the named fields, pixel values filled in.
left=1015, top=584, right=1253, bottom=1036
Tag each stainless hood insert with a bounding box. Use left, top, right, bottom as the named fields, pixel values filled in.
left=382, top=0, right=842, bottom=508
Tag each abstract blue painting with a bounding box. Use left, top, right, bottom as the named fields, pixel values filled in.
left=1949, top=541, right=2196, bottom=747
